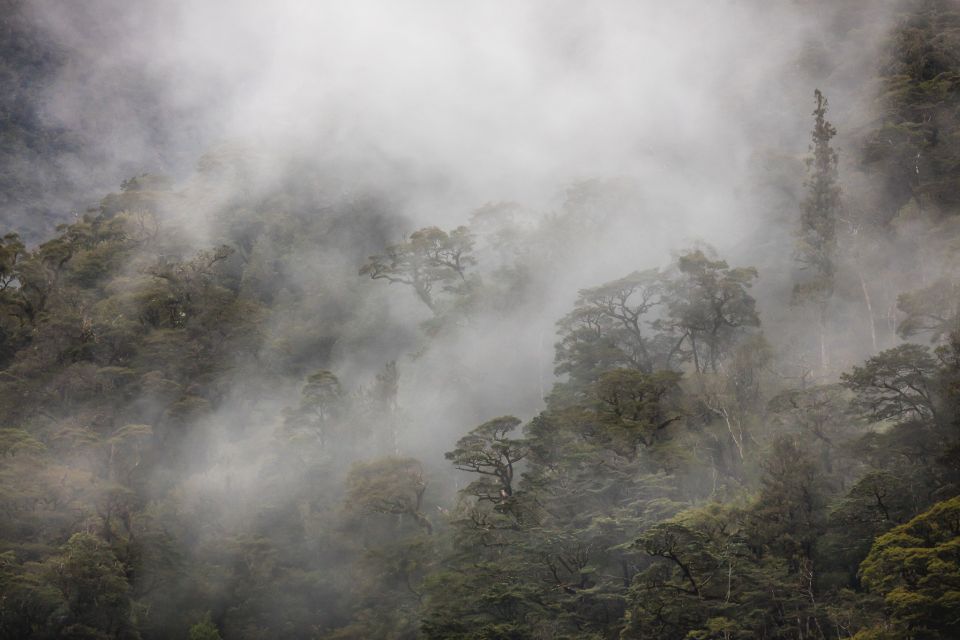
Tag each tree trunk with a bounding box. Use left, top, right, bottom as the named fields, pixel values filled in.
left=856, top=267, right=878, bottom=352
left=818, top=305, right=829, bottom=376
left=412, top=510, right=433, bottom=535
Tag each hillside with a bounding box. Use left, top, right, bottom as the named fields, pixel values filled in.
left=1, top=1, right=960, bottom=639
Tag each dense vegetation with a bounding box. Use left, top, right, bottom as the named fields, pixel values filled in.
left=1, top=1, right=960, bottom=639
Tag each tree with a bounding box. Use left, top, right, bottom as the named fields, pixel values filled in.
left=797, top=89, right=840, bottom=286
left=794, top=89, right=840, bottom=373
left=590, top=369, right=683, bottom=456
left=554, top=251, right=759, bottom=387
left=827, top=470, right=924, bottom=582
left=369, top=360, right=401, bottom=454
left=141, top=244, right=236, bottom=329
left=555, top=269, right=663, bottom=388
left=858, top=495, right=960, bottom=639
left=659, top=249, right=760, bottom=374
left=445, top=416, right=528, bottom=507
left=749, top=437, right=826, bottom=573
left=841, top=344, right=941, bottom=423
left=0, top=232, right=31, bottom=363
left=896, top=278, right=960, bottom=343
left=360, top=226, right=476, bottom=313
left=188, top=614, right=223, bottom=640
left=345, top=456, right=432, bottom=534
left=48, top=533, right=139, bottom=639
left=626, top=504, right=804, bottom=640
left=768, top=384, right=859, bottom=477
left=862, top=0, right=960, bottom=216
left=283, top=370, right=344, bottom=448
left=0, top=232, right=25, bottom=293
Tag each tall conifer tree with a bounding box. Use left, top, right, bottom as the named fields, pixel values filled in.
left=795, top=89, right=840, bottom=372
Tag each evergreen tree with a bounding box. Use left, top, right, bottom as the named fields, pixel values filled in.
left=795, top=89, right=840, bottom=373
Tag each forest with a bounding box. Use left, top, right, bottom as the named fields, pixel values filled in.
left=1, top=0, right=960, bottom=638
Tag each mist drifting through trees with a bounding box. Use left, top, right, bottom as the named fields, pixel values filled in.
left=1, top=0, right=960, bottom=638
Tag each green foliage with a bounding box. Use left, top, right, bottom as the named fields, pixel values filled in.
left=555, top=269, right=663, bottom=383
left=660, top=249, right=760, bottom=374
left=589, top=369, right=683, bottom=456
left=345, top=456, right=432, bottom=534
left=360, top=225, right=477, bottom=313
left=841, top=344, right=941, bottom=422
left=897, top=277, right=960, bottom=342
left=554, top=249, right=759, bottom=397
left=283, top=370, right=344, bottom=448
left=768, top=384, right=859, bottom=478
left=50, top=533, right=139, bottom=639
left=750, top=437, right=827, bottom=570
left=858, top=496, right=960, bottom=638
left=188, top=614, right=222, bottom=640
left=795, top=89, right=840, bottom=298
left=1, top=9, right=960, bottom=636
left=864, top=0, right=960, bottom=216
left=445, top=416, right=527, bottom=505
